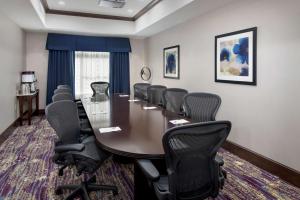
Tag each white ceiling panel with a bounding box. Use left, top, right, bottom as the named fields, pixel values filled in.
left=47, top=0, right=153, bottom=17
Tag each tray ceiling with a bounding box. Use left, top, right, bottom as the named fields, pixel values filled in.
left=44, top=0, right=157, bottom=20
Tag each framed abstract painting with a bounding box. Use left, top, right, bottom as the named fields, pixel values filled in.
left=163, top=45, right=180, bottom=79
left=215, top=27, right=257, bottom=85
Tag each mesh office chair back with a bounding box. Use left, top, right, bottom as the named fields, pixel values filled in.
left=52, top=93, right=74, bottom=102
left=57, top=85, right=71, bottom=90
left=163, top=121, right=231, bottom=200
left=147, top=85, right=167, bottom=105
left=91, top=82, right=109, bottom=96
left=183, top=93, right=221, bottom=122
left=162, top=88, right=188, bottom=113
left=46, top=100, right=81, bottom=144
left=54, top=88, right=72, bottom=95
left=134, top=83, right=151, bottom=100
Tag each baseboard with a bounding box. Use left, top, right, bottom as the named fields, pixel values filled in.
left=0, top=118, right=19, bottom=146
left=223, top=141, right=300, bottom=188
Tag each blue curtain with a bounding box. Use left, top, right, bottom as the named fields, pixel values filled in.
left=46, top=33, right=131, bottom=52
left=109, top=52, right=130, bottom=94
left=46, top=50, right=75, bottom=104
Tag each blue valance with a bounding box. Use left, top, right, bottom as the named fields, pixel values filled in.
left=46, top=33, right=131, bottom=52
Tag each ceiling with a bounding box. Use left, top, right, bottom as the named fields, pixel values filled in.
left=46, top=0, right=153, bottom=18
left=0, top=0, right=239, bottom=38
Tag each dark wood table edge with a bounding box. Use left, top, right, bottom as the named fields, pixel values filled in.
left=94, top=137, right=165, bottom=160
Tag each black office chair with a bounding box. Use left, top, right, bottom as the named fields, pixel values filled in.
left=162, top=88, right=188, bottom=114
left=56, top=85, right=83, bottom=104
left=57, top=85, right=71, bottom=90
left=134, top=83, right=151, bottom=100
left=90, top=82, right=109, bottom=96
left=52, top=92, right=87, bottom=116
left=54, top=88, right=72, bottom=95
left=54, top=87, right=82, bottom=104
left=147, top=85, right=167, bottom=105
left=51, top=93, right=92, bottom=135
left=52, top=93, right=73, bottom=102
left=183, top=93, right=221, bottom=122
left=46, top=100, right=118, bottom=200
left=137, top=121, right=231, bottom=200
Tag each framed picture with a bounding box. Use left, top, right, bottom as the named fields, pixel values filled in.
left=163, top=45, right=180, bottom=79
left=215, top=27, right=257, bottom=85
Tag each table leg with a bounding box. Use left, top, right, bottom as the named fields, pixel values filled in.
left=134, top=162, right=157, bottom=200
left=19, top=97, right=23, bottom=126
left=28, top=97, right=32, bottom=125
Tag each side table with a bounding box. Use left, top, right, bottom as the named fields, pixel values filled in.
left=16, top=90, right=39, bottom=125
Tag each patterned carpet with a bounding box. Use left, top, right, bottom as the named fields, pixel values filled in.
left=0, top=117, right=299, bottom=200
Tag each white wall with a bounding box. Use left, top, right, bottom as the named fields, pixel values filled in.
left=0, top=12, right=25, bottom=133
left=145, top=0, right=300, bottom=171
left=25, top=32, right=146, bottom=108
left=25, top=32, right=48, bottom=109
left=129, top=38, right=147, bottom=91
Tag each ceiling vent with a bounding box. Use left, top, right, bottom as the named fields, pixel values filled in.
left=97, top=0, right=126, bottom=8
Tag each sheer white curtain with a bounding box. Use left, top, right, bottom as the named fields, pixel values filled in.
left=75, top=51, right=110, bottom=96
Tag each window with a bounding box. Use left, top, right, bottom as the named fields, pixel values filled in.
left=75, top=51, right=110, bottom=96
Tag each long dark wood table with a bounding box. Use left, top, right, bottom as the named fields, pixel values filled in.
left=81, top=94, right=191, bottom=199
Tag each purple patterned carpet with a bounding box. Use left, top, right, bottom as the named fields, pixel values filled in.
left=0, top=117, right=299, bottom=200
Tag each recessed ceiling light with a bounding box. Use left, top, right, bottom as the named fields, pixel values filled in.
left=127, top=9, right=133, bottom=13
left=58, top=1, right=66, bottom=6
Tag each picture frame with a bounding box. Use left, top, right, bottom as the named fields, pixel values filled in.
left=163, top=45, right=180, bottom=79
left=215, top=27, right=257, bottom=85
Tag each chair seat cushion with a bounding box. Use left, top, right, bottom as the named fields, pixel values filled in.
left=71, top=137, right=109, bottom=174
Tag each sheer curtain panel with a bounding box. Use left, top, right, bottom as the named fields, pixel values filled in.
left=75, top=52, right=109, bottom=96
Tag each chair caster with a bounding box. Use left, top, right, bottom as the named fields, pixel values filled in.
left=112, top=189, right=118, bottom=196
left=55, top=188, right=63, bottom=195
left=112, top=188, right=119, bottom=196
left=58, top=169, right=63, bottom=176
left=222, top=169, right=227, bottom=179
left=89, top=176, right=97, bottom=183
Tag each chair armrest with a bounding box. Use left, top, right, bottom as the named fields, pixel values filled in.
left=158, top=103, right=164, bottom=107
left=167, top=168, right=175, bottom=176
left=137, top=159, right=160, bottom=181
left=55, top=144, right=85, bottom=153
left=80, top=128, right=93, bottom=135
left=178, top=112, right=185, bottom=116
left=79, top=113, right=87, bottom=118
left=215, top=155, right=224, bottom=166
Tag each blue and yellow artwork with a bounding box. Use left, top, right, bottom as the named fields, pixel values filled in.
left=215, top=27, right=257, bottom=85
left=166, top=52, right=176, bottom=74
left=220, top=37, right=249, bottom=76
left=164, top=45, right=180, bottom=79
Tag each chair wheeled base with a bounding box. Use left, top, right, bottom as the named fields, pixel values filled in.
left=55, top=175, right=118, bottom=200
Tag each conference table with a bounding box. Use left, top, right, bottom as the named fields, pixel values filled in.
left=80, top=94, right=192, bottom=200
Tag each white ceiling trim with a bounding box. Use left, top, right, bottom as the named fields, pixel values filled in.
left=46, top=0, right=153, bottom=18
